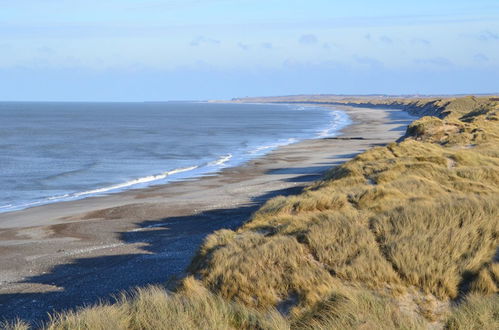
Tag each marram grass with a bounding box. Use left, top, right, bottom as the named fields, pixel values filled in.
left=7, top=96, right=499, bottom=329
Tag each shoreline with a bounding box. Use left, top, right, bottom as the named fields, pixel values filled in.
left=0, top=105, right=418, bottom=323
left=0, top=103, right=350, bottom=216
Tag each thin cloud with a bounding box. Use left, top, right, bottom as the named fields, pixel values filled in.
left=478, top=30, right=499, bottom=41
left=261, top=42, right=273, bottom=49
left=299, top=34, right=318, bottom=45
left=237, top=42, right=250, bottom=51
left=411, top=38, right=431, bottom=46
left=414, top=57, right=453, bottom=67
left=379, top=35, right=393, bottom=44
left=365, top=34, right=394, bottom=44
left=37, top=46, right=54, bottom=54
left=473, top=53, right=489, bottom=62
left=354, top=56, right=383, bottom=67
left=190, top=36, right=221, bottom=46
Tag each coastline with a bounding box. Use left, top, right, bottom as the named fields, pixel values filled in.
left=0, top=102, right=349, bottom=215
left=0, top=105, right=418, bottom=322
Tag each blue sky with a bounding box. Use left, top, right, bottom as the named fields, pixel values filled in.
left=1, top=0, right=499, bottom=101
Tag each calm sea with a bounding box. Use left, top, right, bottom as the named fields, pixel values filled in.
left=0, top=102, right=350, bottom=212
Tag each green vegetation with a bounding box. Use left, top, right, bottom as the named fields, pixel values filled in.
left=5, top=96, right=499, bottom=329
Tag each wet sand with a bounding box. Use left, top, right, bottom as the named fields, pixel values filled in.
left=0, top=105, right=418, bottom=324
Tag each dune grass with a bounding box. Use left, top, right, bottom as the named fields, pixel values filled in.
left=291, top=288, right=426, bottom=330
left=4, top=278, right=288, bottom=330
left=445, top=294, right=499, bottom=330
left=187, top=96, right=499, bottom=327
left=0, top=320, right=30, bottom=330
left=7, top=96, right=499, bottom=329
left=371, top=194, right=498, bottom=299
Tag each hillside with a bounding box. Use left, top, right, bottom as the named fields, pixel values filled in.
left=5, top=96, right=499, bottom=330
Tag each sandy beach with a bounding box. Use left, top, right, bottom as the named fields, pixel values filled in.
left=0, top=105, right=418, bottom=323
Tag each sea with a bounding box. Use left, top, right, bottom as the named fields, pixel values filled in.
left=0, top=102, right=351, bottom=213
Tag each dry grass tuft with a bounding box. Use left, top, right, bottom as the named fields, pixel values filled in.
left=469, top=262, right=499, bottom=295
left=292, top=287, right=426, bottom=330
left=371, top=194, right=499, bottom=299
left=303, top=211, right=401, bottom=289
left=445, top=294, right=499, bottom=330
left=44, top=278, right=288, bottom=330
left=192, top=231, right=337, bottom=314
left=0, top=320, right=30, bottom=330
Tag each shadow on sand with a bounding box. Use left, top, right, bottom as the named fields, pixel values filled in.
left=0, top=184, right=309, bottom=326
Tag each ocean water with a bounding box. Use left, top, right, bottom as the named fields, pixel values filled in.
left=0, top=102, right=351, bottom=213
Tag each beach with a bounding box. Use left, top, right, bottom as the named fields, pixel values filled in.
left=0, top=105, right=417, bottom=323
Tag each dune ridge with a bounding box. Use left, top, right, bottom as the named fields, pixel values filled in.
left=4, top=96, right=499, bottom=330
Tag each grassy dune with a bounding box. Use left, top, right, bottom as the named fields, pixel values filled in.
left=4, top=96, right=499, bottom=329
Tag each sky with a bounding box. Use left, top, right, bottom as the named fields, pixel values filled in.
left=1, top=0, right=499, bottom=101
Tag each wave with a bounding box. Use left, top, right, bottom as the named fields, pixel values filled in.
left=1, top=107, right=352, bottom=214
left=207, top=154, right=232, bottom=167
left=0, top=165, right=200, bottom=213
left=249, top=138, right=298, bottom=155
left=40, top=162, right=98, bottom=182
left=317, top=110, right=352, bottom=138
left=287, top=104, right=351, bottom=138
left=71, top=165, right=200, bottom=198
left=0, top=154, right=239, bottom=213
left=0, top=204, right=13, bottom=210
